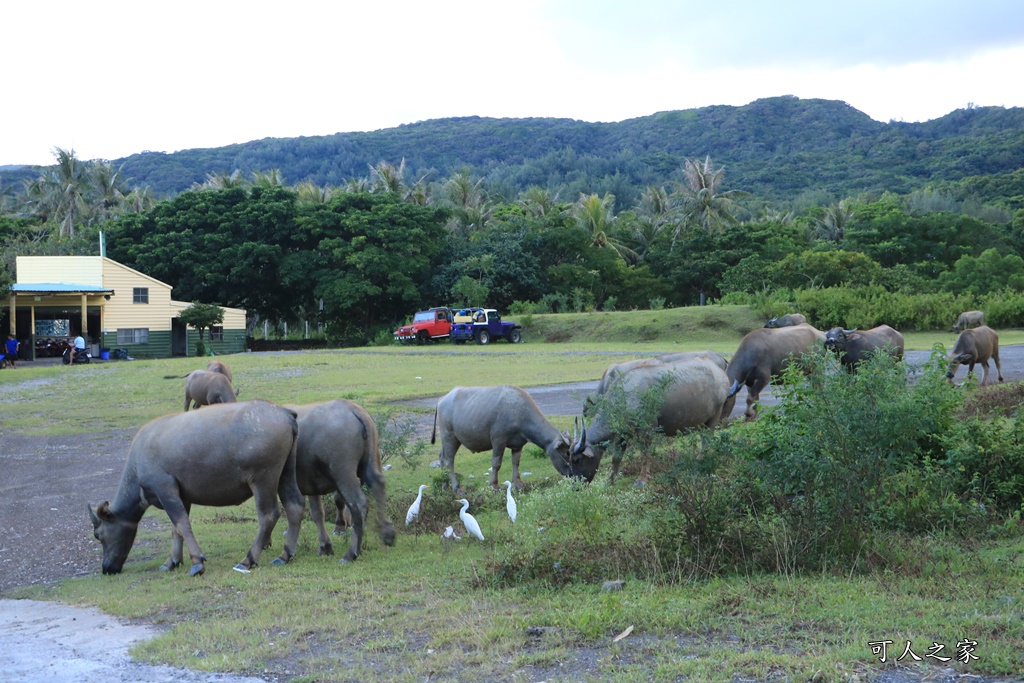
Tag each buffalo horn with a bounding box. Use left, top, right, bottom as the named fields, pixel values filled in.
left=727, top=379, right=742, bottom=398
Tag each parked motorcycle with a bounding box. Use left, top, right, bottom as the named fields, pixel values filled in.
left=62, top=347, right=92, bottom=365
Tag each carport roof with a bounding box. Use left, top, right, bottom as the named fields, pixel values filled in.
left=11, top=283, right=114, bottom=294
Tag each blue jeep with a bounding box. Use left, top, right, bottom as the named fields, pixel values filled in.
left=450, top=308, right=522, bottom=345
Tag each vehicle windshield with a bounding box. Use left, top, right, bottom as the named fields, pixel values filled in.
left=413, top=312, right=433, bottom=322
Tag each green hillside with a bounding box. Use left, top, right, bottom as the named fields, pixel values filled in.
left=8, top=96, right=1017, bottom=204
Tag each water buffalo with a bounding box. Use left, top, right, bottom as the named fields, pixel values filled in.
left=570, top=357, right=730, bottom=482
left=164, top=367, right=239, bottom=410
left=764, top=313, right=807, bottom=328
left=727, top=323, right=826, bottom=419
left=823, top=325, right=905, bottom=372
left=954, top=310, right=985, bottom=332
left=88, top=400, right=305, bottom=576
left=947, top=325, right=1003, bottom=385
left=287, top=399, right=396, bottom=563
left=204, top=359, right=233, bottom=383
left=432, top=385, right=573, bottom=491
left=595, top=350, right=736, bottom=421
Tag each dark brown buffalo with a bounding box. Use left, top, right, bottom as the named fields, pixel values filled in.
left=823, top=325, right=905, bottom=371
left=164, top=366, right=239, bottom=410
left=203, top=359, right=233, bottom=383
left=287, top=399, right=396, bottom=563
left=727, top=323, right=826, bottom=419
left=88, top=400, right=304, bottom=576
left=764, top=313, right=807, bottom=328
left=947, top=325, right=1003, bottom=385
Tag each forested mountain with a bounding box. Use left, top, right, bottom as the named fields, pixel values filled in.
left=7, top=96, right=1021, bottom=205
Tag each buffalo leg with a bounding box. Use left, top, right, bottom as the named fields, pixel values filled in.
left=335, top=478, right=368, bottom=563
left=509, top=447, right=525, bottom=490
left=489, top=444, right=507, bottom=489
left=332, top=492, right=351, bottom=535
left=235, top=485, right=281, bottom=572
left=994, top=350, right=1004, bottom=383
left=745, top=375, right=769, bottom=420
left=161, top=501, right=193, bottom=572
left=271, top=459, right=305, bottom=567
left=160, top=495, right=207, bottom=576
left=308, top=495, right=334, bottom=556
left=440, top=438, right=463, bottom=493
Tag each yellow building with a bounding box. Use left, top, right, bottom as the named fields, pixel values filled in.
left=3, top=256, right=247, bottom=360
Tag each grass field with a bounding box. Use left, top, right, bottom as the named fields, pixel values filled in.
left=4, top=305, right=1023, bottom=682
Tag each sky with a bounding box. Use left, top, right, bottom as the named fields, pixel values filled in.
left=4, top=0, right=1024, bottom=167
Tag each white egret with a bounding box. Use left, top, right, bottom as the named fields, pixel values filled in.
left=503, top=480, right=518, bottom=523
left=406, top=485, right=427, bottom=526
left=455, top=498, right=485, bottom=541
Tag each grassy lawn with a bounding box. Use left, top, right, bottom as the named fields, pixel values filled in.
left=3, top=305, right=1023, bottom=682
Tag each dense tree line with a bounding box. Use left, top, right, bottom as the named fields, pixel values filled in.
left=3, top=112, right=1024, bottom=344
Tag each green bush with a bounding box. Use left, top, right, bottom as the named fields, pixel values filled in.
left=490, top=478, right=660, bottom=585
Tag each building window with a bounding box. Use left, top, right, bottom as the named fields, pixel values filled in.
left=116, top=328, right=149, bottom=344
left=209, top=326, right=224, bottom=341
left=133, top=287, right=149, bottom=304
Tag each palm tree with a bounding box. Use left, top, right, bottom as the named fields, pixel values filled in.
left=518, top=186, right=561, bottom=218
left=124, top=186, right=157, bottom=213
left=89, top=161, right=129, bottom=223
left=196, top=170, right=247, bottom=190
left=369, top=159, right=408, bottom=196
left=251, top=169, right=287, bottom=188
left=438, top=171, right=493, bottom=235
left=294, top=181, right=333, bottom=205
left=813, top=201, right=854, bottom=243
left=672, top=155, right=748, bottom=238
left=24, top=147, right=90, bottom=238
left=570, top=193, right=638, bottom=263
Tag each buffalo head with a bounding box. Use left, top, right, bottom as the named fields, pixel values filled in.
left=823, top=327, right=857, bottom=353
left=550, top=418, right=601, bottom=483
left=89, top=502, right=139, bottom=575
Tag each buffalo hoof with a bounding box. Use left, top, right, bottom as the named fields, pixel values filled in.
left=319, top=543, right=334, bottom=556
left=381, top=527, right=396, bottom=547
left=232, top=564, right=251, bottom=574
left=271, top=556, right=288, bottom=565
left=189, top=563, right=206, bottom=576
left=159, top=560, right=180, bottom=572
left=339, top=555, right=356, bottom=565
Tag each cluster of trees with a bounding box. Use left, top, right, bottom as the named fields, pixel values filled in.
left=3, top=136, right=1024, bottom=344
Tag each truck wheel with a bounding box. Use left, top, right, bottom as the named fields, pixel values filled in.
left=476, top=330, right=491, bottom=345
left=507, top=329, right=522, bottom=344
left=416, top=330, right=429, bottom=345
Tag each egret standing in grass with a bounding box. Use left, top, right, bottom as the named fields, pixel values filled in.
left=406, top=485, right=427, bottom=526
left=503, top=480, right=518, bottom=523
left=455, top=498, right=485, bottom=541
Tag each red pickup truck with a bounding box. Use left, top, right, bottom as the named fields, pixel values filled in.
left=393, top=307, right=454, bottom=344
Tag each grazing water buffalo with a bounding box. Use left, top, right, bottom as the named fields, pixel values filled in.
left=823, top=325, right=905, bottom=372
left=88, top=400, right=304, bottom=576
left=286, top=399, right=396, bottom=563
left=727, top=323, right=826, bottom=419
left=595, top=350, right=735, bottom=421
left=947, top=325, right=1003, bottom=385
left=954, top=310, right=985, bottom=332
left=764, top=313, right=807, bottom=328
left=164, top=367, right=239, bottom=410
left=432, top=385, right=573, bottom=491
left=571, top=357, right=730, bottom=482
left=203, top=359, right=233, bottom=383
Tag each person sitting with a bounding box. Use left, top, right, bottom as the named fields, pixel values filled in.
left=70, top=334, right=86, bottom=364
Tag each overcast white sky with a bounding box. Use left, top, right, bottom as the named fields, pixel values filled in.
left=4, top=0, right=1023, bottom=167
